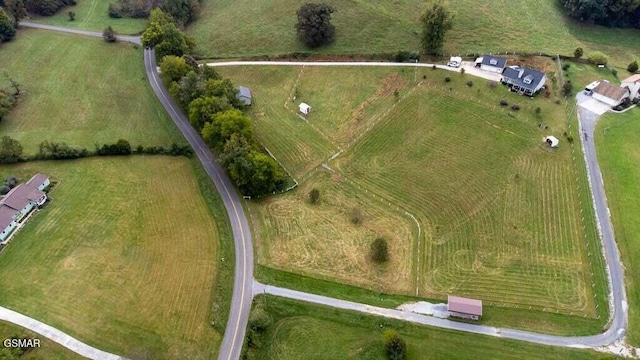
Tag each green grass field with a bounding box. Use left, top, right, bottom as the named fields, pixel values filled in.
left=29, top=0, right=146, bottom=35
left=221, top=64, right=605, bottom=326
left=0, top=29, right=181, bottom=155
left=596, top=107, right=640, bottom=346
left=246, top=296, right=615, bottom=360
left=188, top=0, right=639, bottom=67
left=0, top=321, right=86, bottom=359
left=0, top=157, right=222, bottom=359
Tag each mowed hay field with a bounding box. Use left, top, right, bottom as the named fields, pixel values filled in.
left=189, top=0, right=639, bottom=66
left=596, top=108, right=640, bottom=346
left=250, top=296, right=615, bottom=360
left=0, top=321, right=86, bottom=360
left=30, top=0, right=146, bottom=35
left=0, top=29, right=180, bottom=154
left=0, top=157, right=220, bottom=359
left=247, top=171, right=416, bottom=294
left=221, top=63, right=599, bottom=316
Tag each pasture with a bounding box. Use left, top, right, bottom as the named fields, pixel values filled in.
left=188, top=0, right=639, bottom=66
left=0, top=157, right=222, bottom=359
left=0, top=29, right=181, bottom=155
left=596, top=108, right=640, bottom=346
left=29, top=0, right=146, bottom=35
left=221, top=64, right=604, bottom=323
left=247, top=296, right=615, bottom=360
left=0, top=321, right=86, bottom=360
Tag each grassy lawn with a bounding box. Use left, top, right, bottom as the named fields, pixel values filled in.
left=221, top=64, right=608, bottom=333
left=0, top=321, right=85, bottom=360
left=595, top=107, right=640, bottom=346
left=0, top=157, right=222, bottom=359
left=245, top=296, right=615, bottom=360
left=28, top=0, right=146, bottom=35
left=0, top=29, right=181, bottom=155
left=188, top=0, right=639, bottom=67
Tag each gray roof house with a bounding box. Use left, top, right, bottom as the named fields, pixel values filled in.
left=236, top=86, right=252, bottom=106
left=477, top=55, right=507, bottom=73
left=501, top=66, right=547, bottom=96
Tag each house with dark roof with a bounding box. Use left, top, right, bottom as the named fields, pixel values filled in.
left=0, top=173, right=50, bottom=243
left=501, top=66, right=547, bottom=96
left=592, top=80, right=630, bottom=107
left=236, top=86, right=252, bottom=106
left=448, top=295, right=483, bottom=320
left=476, top=55, right=507, bottom=74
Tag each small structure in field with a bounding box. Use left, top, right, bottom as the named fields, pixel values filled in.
left=476, top=55, right=507, bottom=74
left=545, top=136, right=559, bottom=148
left=236, top=86, right=252, bottom=106
left=592, top=80, right=630, bottom=107
left=447, top=295, right=483, bottom=320
left=299, top=102, right=311, bottom=115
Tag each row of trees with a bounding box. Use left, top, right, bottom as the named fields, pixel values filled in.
left=141, top=9, right=194, bottom=59
left=0, top=74, right=21, bottom=121
left=108, top=0, right=199, bottom=25
left=561, top=0, right=640, bottom=28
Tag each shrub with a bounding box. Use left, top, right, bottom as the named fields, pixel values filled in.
left=309, top=188, right=320, bottom=204
left=611, top=68, right=618, bottom=77
left=567, top=135, right=574, bottom=144
left=431, top=64, right=436, bottom=70
left=466, top=80, right=473, bottom=87
left=384, top=330, right=407, bottom=360
left=574, top=47, right=583, bottom=58
left=107, top=3, right=122, bottom=18
left=0, top=185, right=9, bottom=195
left=500, top=99, right=508, bottom=106
left=562, top=62, right=570, bottom=71
left=511, top=104, right=520, bottom=111
left=628, top=61, right=639, bottom=73
left=535, top=107, right=541, bottom=116
left=370, top=237, right=389, bottom=263
left=393, top=51, right=418, bottom=63
left=68, top=11, right=75, bottom=21
left=487, top=81, right=498, bottom=89
left=248, top=306, right=272, bottom=332
left=562, top=81, right=573, bottom=96
left=588, top=51, right=608, bottom=65
left=544, top=89, right=551, bottom=98
left=460, top=68, right=465, bottom=75
left=103, top=26, right=117, bottom=42
left=350, top=208, right=363, bottom=225
left=444, top=76, right=451, bottom=82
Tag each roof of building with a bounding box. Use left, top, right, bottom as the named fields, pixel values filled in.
left=545, top=136, right=559, bottom=147
left=0, top=184, right=45, bottom=211
left=593, top=81, right=629, bottom=102
left=621, top=74, right=640, bottom=84
left=448, top=295, right=483, bottom=316
left=299, top=102, right=311, bottom=109
left=449, top=56, right=462, bottom=63
left=25, top=173, right=49, bottom=188
left=502, top=66, right=546, bottom=90
left=481, top=55, right=507, bottom=69
left=0, top=205, right=17, bottom=230
left=237, top=86, right=252, bottom=99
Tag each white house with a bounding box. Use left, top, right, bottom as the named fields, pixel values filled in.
left=476, top=55, right=507, bottom=73
left=544, top=136, right=559, bottom=148
left=25, top=173, right=50, bottom=191
left=621, top=74, right=640, bottom=100
left=0, top=173, right=50, bottom=243
left=299, top=103, right=311, bottom=115
left=501, top=66, right=547, bottom=96
left=0, top=205, right=18, bottom=243
left=592, top=80, right=630, bottom=107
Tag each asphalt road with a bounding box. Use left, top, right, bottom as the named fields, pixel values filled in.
left=143, top=49, right=254, bottom=360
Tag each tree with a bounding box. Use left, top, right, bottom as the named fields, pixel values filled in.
left=177, top=71, right=205, bottom=107
left=309, top=188, right=320, bottom=203
left=295, top=3, right=336, bottom=48
left=159, top=55, right=190, bottom=83
left=420, top=1, right=454, bottom=55
left=2, top=0, right=27, bottom=26
left=0, top=136, right=22, bottom=163
left=588, top=51, right=609, bottom=65
left=142, top=9, right=191, bottom=58
left=0, top=8, right=16, bottom=43
left=204, top=78, right=243, bottom=108
left=0, top=185, right=10, bottom=195
left=201, top=109, right=254, bottom=151
left=370, top=237, right=389, bottom=263
left=383, top=330, right=407, bottom=360
left=67, top=10, right=75, bottom=20
left=628, top=60, right=639, bottom=73
left=188, top=96, right=230, bottom=130
left=574, top=47, right=584, bottom=58
left=103, top=26, right=117, bottom=42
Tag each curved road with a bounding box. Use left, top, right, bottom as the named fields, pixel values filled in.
left=7, top=22, right=631, bottom=358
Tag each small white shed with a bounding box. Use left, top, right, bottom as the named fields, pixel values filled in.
left=544, top=136, right=559, bottom=148
left=299, top=103, right=311, bottom=115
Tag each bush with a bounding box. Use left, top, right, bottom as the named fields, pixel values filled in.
left=562, top=62, right=570, bottom=71
left=611, top=68, right=618, bottom=77
left=309, top=188, right=320, bottom=204
left=248, top=306, right=272, bottom=333
left=107, top=3, right=122, bottom=18
left=95, top=139, right=131, bottom=156
left=393, top=51, right=418, bottom=63
left=350, top=208, right=363, bottom=225
left=588, top=51, right=609, bottom=65
left=444, top=76, right=451, bottom=82
left=544, top=89, right=551, bottom=98
left=487, top=81, right=498, bottom=89
left=68, top=11, right=75, bottom=21
left=535, top=107, right=541, bottom=115
left=500, top=99, right=508, bottom=106
left=103, top=26, right=117, bottom=42
left=562, top=81, right=573, bottom=96
left=466, top=80, right=473, bottom=87
left=567, top=135, right=574, bottom=144
left=511, top=104, right=520, bottom=111
left=460, top=68, right=465, bottom=75
left=370, top=237, right=389, bottom=263
left=384, top=330, right=407, bottom=360
left=574, top=47, right=583, bottom=58
left=0, top=185, right=9, bottom=195
left=628, top=61, right=639, bottom=73
left=431, top=64, right=436, bottom=70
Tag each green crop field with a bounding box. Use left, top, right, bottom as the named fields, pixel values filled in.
left=188, top=0, right=639, bottom=66
left=0, top=321, right=86, bottom=360
left=0, top=157, right=222, bottom=359
left=0, top=29, right=181, bottom=155
left=245, top=296, right=615, bottom=360
left=596, top=107, right=640, bottom=346
left=29, top=0, right=146, bottom=35
left=221, top=63, right=606, bottom=330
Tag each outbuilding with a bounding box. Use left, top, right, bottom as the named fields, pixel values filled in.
left=447, top=295, right=483, bottom=320
left=476, top=55, right=507, bottom=74
left=236, top=86, right=252, bottom=106
left=299, top=102, right=311, bottom=115
left=592, top=80, right=630, bottom=107
left=545, top=136, right=559, bottom=148
left=621, top=74, right=640, bottom=100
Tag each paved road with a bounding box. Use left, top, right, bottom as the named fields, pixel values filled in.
left=0, top=307, right=125, bottom=360
left=143, top=49, right=254, bottom=360
left=18, top=21, right=141, bottom=45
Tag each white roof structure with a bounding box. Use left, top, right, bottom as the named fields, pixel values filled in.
left=449, top=56, right=462, bottom=64
left=299, top=102, right=311, bottom=114
left=545, top=136, right=559, bottom=148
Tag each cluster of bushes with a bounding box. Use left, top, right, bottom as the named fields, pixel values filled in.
left=393, top=50, right=419, bottom=63
left=0, top=74, right=21, bottom=121
left=560, top=0, right=640, bottom=28
left=0, top=175, right=17, bottom=195
left=108, top=0, right=199, bottom=25
left=242, top=302, right=273, bottom=360
left=0, top=8, right=17, bottom=43
left=0, top=335, right=34, bottom=359
left=141, top=9, right=194, bottom=59
left=23, top=0, right=75, bottom=16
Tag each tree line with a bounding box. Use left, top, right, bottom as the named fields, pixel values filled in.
left=560, top=0, right=640, bottom=28
left=108, top=0, right=199, bottom=25
left=147, top=9, right=286, bottom=197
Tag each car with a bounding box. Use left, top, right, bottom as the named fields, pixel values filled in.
left=447, top=61, right=461, bottom=68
